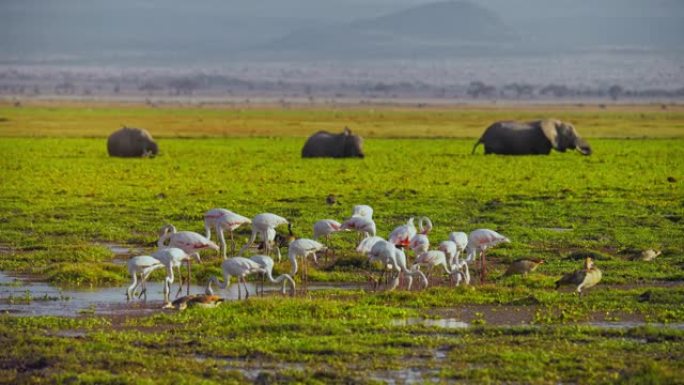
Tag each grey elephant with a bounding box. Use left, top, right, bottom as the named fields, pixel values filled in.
left=107, top=126, right=159, bottom=157
left=472, top=119, right=592, bottom=155
left=301, top=127, right=365, bottom=158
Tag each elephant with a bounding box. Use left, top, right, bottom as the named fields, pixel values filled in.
left=301, top=127, right=364, bottom=158
left=472, top=119, right=592, bottom=155
left=107, top=126, right=159, bottom=157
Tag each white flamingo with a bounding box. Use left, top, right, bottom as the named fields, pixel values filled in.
left=313, top=219, right=342, bottom=243
left=238, top=213, right=289, bottom=261
left=288, top=238, right=326, bottom=289
left=206, top=257, right=295, bottom=300
left=356, top=236, right=385, bottom=256
left=466, top=229, right=510, bottom=283
left=340, top=216, right=377, bottom=239
left=249, top=254, right=296, bottom=296
left=447, top=231, right=468, bottom=266
left=151, top=247, right=201, bottom=306
left=409, top=233, right=430, bottom=256
left=158, top=224, right=219, bottom=295
left=389, top=216, right=432, bottom=249
left=126, top=255, right=164, bottom=301
left=438, top=240, right=469, bottom=285
left=203, top=208, right=251, bottom=258
left=368, top=240, right=428, bottom=291
left=351, top=204, right=374, bottom=219
left=313, top=219, right=342, bottom=260
left=411, top=250, right=452, bottom=284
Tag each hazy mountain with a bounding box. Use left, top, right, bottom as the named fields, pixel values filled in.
left=0, top=0, right=681, bottom=66
left=263, top=1, right=519, bottom=59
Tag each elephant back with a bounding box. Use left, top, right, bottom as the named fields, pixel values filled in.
left=107, top=127, right=158, bottom=157
left=301, top=128, right=364, bottom=158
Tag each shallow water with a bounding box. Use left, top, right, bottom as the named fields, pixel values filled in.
left=390, top=315, right=684, bottom=331
left=0, top=271, right=301, bottom=317
left=391, top=317, right=470, bottom=329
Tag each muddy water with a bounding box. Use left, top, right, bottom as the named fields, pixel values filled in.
left=0, top=271, right=319, bottom=317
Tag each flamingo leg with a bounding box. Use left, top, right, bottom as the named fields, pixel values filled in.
left=187, top=259, right=191, bottom=296
left=242, top=276, right=250, bottom=299
left=230, top=231, right=235, bottom=255
left=480, top=250, right=487, bottom=284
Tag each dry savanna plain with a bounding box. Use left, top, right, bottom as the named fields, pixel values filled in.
left=0, top=101, right=683, bottom=384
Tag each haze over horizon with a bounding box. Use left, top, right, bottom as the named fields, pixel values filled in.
left=1, top=0, right=683, bottom=99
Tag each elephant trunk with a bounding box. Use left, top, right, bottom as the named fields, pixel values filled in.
left=574, top=138, right=592, bottom=155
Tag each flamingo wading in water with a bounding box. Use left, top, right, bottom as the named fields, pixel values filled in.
left=126, top=255, right=164, bottom=301
left=151, top=247, right=201, bottom=306
left=288, top=238, right=326, bottom=290
left=206, top=257, right=295, bottom=300
left=158, top=224, right=218, bottom=295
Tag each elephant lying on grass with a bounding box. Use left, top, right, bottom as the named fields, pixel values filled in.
left=107, top=126, right=158, bottom=157
left=472, top=119, right=592, bottom=155
left=301, top=127, right=365, bottom=158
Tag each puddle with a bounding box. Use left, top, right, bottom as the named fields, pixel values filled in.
left=96, top=242, right=146, bottom=257
left=392, top=317, right=470, bottom=329
left=368, top=368, right=441, bottom=385
left=586, top=321, right=684, bottom=330
left=0, top=271, right=304, bottom=317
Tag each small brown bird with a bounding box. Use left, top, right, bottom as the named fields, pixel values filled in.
left=555, top=257, right=602, bottom=297
left=166, top=294, right=224, bottom=310
left=326, top=194, right=337, bottom=205
left=502, top=258, right=544, bottom=277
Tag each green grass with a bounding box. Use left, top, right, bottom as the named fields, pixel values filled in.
left=0, top=104, right=683, bottom=384
left=1, top=137, right=682, bottom=287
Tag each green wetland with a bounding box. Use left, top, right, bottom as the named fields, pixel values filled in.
left=0, top=103, right=683, bottom=384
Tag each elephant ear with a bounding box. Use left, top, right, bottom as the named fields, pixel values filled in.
left=540, top=119, right=561, bottom=150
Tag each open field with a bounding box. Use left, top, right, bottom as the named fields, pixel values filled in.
left=0, top=103, right=683, bottom=384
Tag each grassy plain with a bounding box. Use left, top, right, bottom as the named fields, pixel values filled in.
left=0, top=102, right=683, bottom=384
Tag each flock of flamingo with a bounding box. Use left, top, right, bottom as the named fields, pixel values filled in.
left=126, top=204, right=509, bottom=307
left=126, top=204, right=600, bottom=309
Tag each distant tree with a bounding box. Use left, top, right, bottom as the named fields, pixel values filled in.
left=467, top=81, right=496, bottom=99
left=168, top=78, right=199, bottom=96
left=138, top=81, right=164, bottom=95
left=540, top=84, right=572, bottom=98
left=608, top=85, right=624, bottom=101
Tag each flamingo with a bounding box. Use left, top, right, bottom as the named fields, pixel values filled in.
left=438, top=240, right=469, bottom=285
left=411, top=250, right=453, bottom=284
left=356, top=236, right=385, bottom=256
left=340, top=216, right=377, bottom=239
left=351, top=204, right=373, bottom=219
left=368, top=240, right=428, bottom=291
left=238, top=213, right=289, bottom=261
left=313, top=219, right=342, bottom=260
left=206, top=257, right=295, bottom=300
left=158, top=224, right=219, bottom=295
left=313, top=219, right=342, bottom=242
left=409, top=233, right=430, bottom=256
left=288, top=238, right=326, bottom=289
left=249, top=254, right=296, bottom=296
left=203, top=208, right=251, bottom=258
left=555, top=257, right=602, bottom=297
left=447, top=231, right=468, bottom=266
left=151, top=247, right=201, bottom=306
left=466, top=229, right=510, bottom=283
left=126, top=255, right=164, bottom=301
left=389, top=216, right=431, bottom=249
